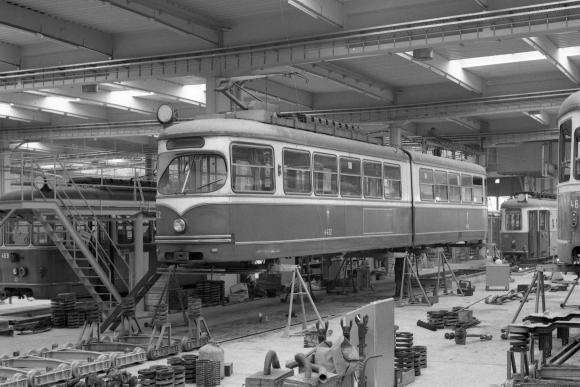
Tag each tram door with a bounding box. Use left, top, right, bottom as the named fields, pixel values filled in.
left=528, top=210, right=550, bottom=259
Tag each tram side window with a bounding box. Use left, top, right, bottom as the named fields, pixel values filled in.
left=283, top=149, right=312, bottom=194
left=340, top=157, right=362, bottom=197
left=449, top=173, right=461, bottom=202
left=159, top=153, right=226, bottom=194
left=461, top=174, right=473, bottom=203
left=232, top=145, right=275, bottom=193
left=505, top=209, right=522, bottom=230
left=363, top=161, right=382, bottom=198
left=473, top=176, right=484, bottom=203
left=574, top=128, right=580, bottom=180
left=32, top=221, right=56, bottom=246
left=5, top=220, right=30, bottom=246
left=560, top=119, right=572, bottom=182
left=434, top=170, right=448, bottom=202
left=384, top=163, right=401, bottom=200
left=117, top=220, right=134, bottom=244
left=419, top=168, right=434, bottom=201
left=314, top=154, right=338, bottom=195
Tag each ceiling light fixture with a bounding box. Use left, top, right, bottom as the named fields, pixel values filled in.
left=287, top=0, right=342, bottom=28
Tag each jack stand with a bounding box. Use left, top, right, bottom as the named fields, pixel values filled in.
left=76, top=321, right=101, bottom=347
left=189, top=316, right=212, bottom=341
left=398, top=252, right=431, bottom=306
left=560, top=279, right=578, bottom=308
left=285, top=266, right=324, bottom=336
left=435, top=248, right=464, bottom=296
left=340, top=318, right=353, bottom=341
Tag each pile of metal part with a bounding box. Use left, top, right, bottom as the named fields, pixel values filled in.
left=419, top=307, right=481, bottom=331
left=484, top=289, right=523, bottom=305
left=394, top=330, right=428, bottom=386
left=505, top=312, right=580, bottom=386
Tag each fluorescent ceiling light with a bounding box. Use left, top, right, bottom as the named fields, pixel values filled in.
left=287, top=0, right=342, bottom=28
left=560, top=46, right=580, bottom=56
left=110, top=90, right=152, bottom=97
left=452, top=51, right=546, bottom=68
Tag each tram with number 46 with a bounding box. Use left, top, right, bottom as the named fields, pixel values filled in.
left=154, top=109, right=488, bottom=268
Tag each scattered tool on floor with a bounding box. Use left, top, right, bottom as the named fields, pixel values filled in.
left=416, top=320, right=437, bottom=331
left=444, top=327, right=492, bottom=345
left=485, top=289, right=523, bottom=305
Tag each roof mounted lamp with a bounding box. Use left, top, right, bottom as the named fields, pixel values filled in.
left=156, top=104, right=177, bottom=125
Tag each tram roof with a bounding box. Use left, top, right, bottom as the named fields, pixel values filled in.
left=160, top=112, right=485, bottom=175
left=559, top=90, right=580, bottom=119
left=500, top=196, right=557, bottom=209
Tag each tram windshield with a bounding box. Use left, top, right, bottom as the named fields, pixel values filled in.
left=158, top=153, right=227, bottom=194
left=505, top=209, right=522, bottom=231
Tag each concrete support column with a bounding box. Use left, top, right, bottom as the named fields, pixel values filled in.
left=133, top=212, right=148, bottom=314
left=205, top=77, right=232, bottom=114
left=390, top=127, right=402, bottom=148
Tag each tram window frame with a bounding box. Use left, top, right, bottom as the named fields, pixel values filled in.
left=159, top=152, right=227, bottom=195
left=383, top=163, right=402, bottom=200
left=461, top=174, right=473, bottom=203
left=363, top=160, right=383, bottom=199
left=116, top=220, right=134, bottom=245
left=449, top=173, right=461, bottom=203
left=505, top=209, right=522, bottom=230
left=419, top=168, right=434, bottom=201
left=434, top=170, right=448, bottom=202
left=574, top=127, right=580, bottom=180
left=5, top=220, right=30, bottom=246
left=313, top=153, right=338, bottom=196
left=560, top=119, right=572, bottom=182
left=32, top=221, right=56, bottom=246
left=231, top=143, right=275, bottom=194
left=283, top=148, right=312, bottom=195
left=340, top=157, right=362, bottom=197
left=473, top=176, right=484, bottom=203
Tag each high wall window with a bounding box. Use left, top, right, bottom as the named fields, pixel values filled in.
left=419, top=168, right=434, bottom=201
left=283, top=149, right=311, bottom=194
left=363, top=161, right=382, bottom=198
left=314, top=154, right=338, bottom=195
left=340, top=157, right=361, bottom=197
left=232, top=145, right=274, bottom=193
left=5, top=220, right=30, bottom=246
left=473, top=176, right=484, bottom=203
left=505, top=209, right=522, bottom=230
left=434, top=170, right=448, bottom=202
left=461, top=174, right=473, bottom=203
left=383, top=164, right=401, bottom=200
left=159, top=153, right=226, bottom=194
left=449, top=173, right=461, bottom=202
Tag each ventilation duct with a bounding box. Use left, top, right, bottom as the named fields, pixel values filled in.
left=82, top=84, right=99, bottom=93
left=412, top=48, right=433, bottom=61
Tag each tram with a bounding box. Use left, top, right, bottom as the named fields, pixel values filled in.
left=557, top=90, right=580, bottom=263
left=0, top=179, right=156, bottom=299
left=155, top=110, right=488, bottom=267
left=499, top=193, right=557, bottom=264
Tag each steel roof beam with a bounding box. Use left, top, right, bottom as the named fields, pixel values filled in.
left=102, top=0, right=221, bottom=46
left=0, top=103, right=51, bottom=123
left=40, top=88, right=158, bottom=115
left=523, top=36, right=580, bottom=84
left=282, top=89, right=574, bottom=123
left=294, top=62, right=395, bottom=102
left=396, top=52, right=483, bottom=94
left=0, top=42, right=20, bottom=69
left=446, top=117, right=483, bottom=131
left=0, top=93, right=108, bottom=120
left=2, top=1, right=580, bottom=89
left=287, top=0, right=344, bottom=28
left=118, top=79, right=206, bottom=106
left=0, top=121, right=161, bottom=141
left=0, top=1, right=113, bottom=58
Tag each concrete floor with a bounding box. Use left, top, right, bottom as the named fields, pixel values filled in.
left=0, top=262, right=577, bottom=387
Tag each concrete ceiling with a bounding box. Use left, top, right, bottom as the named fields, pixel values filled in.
left=0, top=0, right=579, bottom=181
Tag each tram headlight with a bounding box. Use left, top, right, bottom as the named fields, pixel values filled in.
left=173, top=218, right=186, bottom=233
left=572, top=211, right=578, bottom=228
